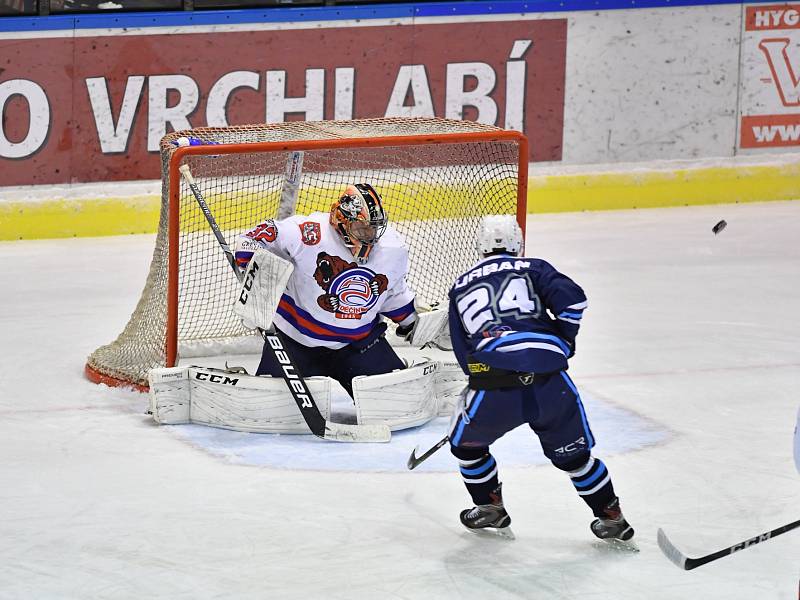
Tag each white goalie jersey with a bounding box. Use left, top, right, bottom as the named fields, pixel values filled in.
left=234, top=212, right=416, bottom=349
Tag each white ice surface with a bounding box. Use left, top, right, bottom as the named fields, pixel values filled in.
left=1, top=202, right=799, bottom=599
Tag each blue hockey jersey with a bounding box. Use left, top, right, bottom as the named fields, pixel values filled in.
left=447, top=254, right=588, bottom=376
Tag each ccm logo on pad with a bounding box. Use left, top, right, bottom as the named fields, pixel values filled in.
left=194, top=372, right=239, bottom=385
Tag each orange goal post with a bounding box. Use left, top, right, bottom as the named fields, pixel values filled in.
left=85, top=117, right=528, bottom=391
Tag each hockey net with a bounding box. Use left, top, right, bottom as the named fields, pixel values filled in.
left=85, top=117, right=528, bottom=390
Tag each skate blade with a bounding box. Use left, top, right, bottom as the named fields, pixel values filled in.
left=464, top=526, right=516, bottom=540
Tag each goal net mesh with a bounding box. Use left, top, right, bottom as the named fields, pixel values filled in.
left=86, top=117, right=525, bottom=389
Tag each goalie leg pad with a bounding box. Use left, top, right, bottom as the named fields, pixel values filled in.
left=149, top=366, right=192, bottom=424
left=434, top=360, right=468, bottom=416
left=352, top=362, right=438, bottom=431
left=148, top=366, right=332, bottom=434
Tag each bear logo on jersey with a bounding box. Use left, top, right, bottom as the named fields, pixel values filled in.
left=313, top=252, right=388, bottom=319
left=299, top=221, right=321, bottom=246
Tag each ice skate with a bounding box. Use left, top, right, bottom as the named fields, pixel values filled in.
left=590, top=497, right=634, bottom=543
left=459, top=485, right=515, bottom=539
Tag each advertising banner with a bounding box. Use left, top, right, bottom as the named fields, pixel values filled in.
left=740, top=4, right=800, bottom=149
left=0, top=19, right=566, bottom=186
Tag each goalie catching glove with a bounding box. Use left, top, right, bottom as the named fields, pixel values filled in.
left=394, top=303, right=449, bottom=348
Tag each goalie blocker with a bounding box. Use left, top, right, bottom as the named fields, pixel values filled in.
left=234, top=248, right=293, bottom=332
left=149, top=361, right=465, bottom=434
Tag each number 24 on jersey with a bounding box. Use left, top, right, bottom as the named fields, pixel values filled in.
left=456, top=275, right=541, bottom=335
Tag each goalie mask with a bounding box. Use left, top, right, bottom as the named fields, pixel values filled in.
left=330, top=183, right=388, bottom=264
left=477, top=215, right=524, bottom=257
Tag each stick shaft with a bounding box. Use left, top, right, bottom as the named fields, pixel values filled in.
left=179, top=164, right=241, bottom=282
left=659, top=518, right=800, bottom=570
left=696, top=519, right=800, bottom=568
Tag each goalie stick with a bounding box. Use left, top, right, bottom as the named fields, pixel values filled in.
left=657, top=519, right=800, bottom=570
left=178, top=164, right=390, bottom=443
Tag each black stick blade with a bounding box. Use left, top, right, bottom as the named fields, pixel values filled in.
left=407, top=446, right=423, bottom=470
left=407, top=436, right=449, bottom=470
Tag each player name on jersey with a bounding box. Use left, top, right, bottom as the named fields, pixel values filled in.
left=453, top=260, right=532, bottom=290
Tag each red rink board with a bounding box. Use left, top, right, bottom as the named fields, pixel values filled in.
left=0, top=20, right=566, bottom=186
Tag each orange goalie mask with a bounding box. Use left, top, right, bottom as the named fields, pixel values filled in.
left=330, top=183, right=388, bottom=264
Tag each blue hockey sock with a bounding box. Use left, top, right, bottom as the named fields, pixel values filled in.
left=568, top=457, right=616, bottom=517
left=451, top=446, right=499, bottom=505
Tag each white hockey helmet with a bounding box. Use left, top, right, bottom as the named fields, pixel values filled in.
left=477, top=215, right=524, bottom=256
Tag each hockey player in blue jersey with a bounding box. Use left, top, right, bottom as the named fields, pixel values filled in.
left=447, top=214, right=634, bottom=542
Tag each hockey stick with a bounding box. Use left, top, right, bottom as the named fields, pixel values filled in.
left=407, top=435, right=449, bottom=469
left=180, top=165, right=241, bottom=283
left=657, top=519, right=800, bottom=570
left=178, top=164, right=390, bottom=443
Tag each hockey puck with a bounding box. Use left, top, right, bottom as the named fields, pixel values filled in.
left=712, top=220, right=727, bottom=235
